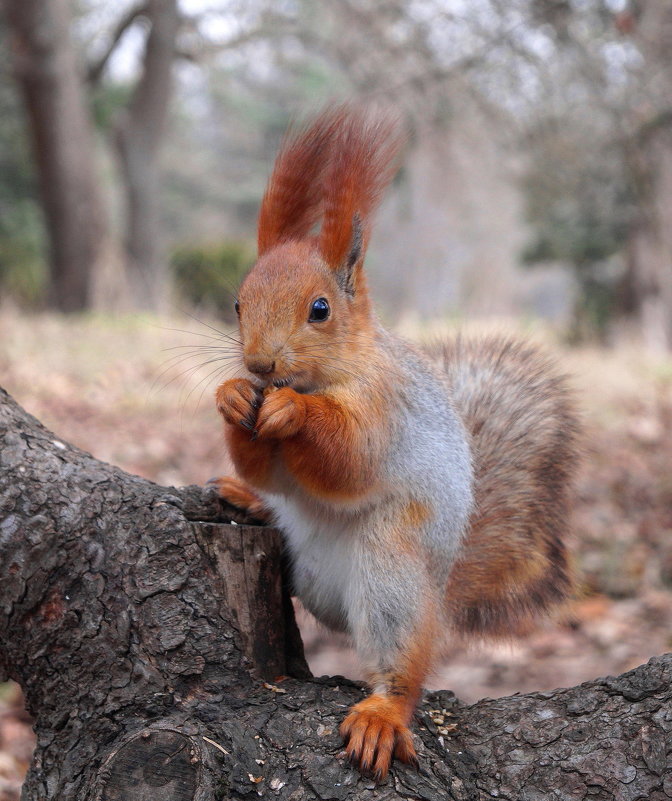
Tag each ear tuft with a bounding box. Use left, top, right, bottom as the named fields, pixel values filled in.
left=336, top=214, right=363, bottom=296
left=318, top=106, right=404, bottom=277
left=257, top=104, right=405, bottom=285
left=346, top=213, right=363, bottom=270
left=257, top=108, right=345, bottom=256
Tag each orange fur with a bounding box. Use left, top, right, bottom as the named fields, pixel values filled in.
left=257, top=109, right=343, bottom=255
left=386, top=502, right=429, bottom=557
left=279, top=389, right=386, bottom=501
left=216, top=378, right=260, bottom=429
left=257, top=104, right=404, bottom=267
left=255, top=387, right=307, bottom=440
left=224, top=423, right=275, bottom=490
left=402, top=500, right=429, bottom=529
left=340, top=695, right=417, bottom=780
left=237, top=240, right=376, bottom=376
left=223, top=230, right=395, bottom=505
left=209, top=476, right=271, bottom=522
left=223, top=380, right=388, bottom=502
left=318, top=106, right=404, bottom=275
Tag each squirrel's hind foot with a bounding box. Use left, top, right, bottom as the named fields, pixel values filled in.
left=340, top=695, right=418, bottom=781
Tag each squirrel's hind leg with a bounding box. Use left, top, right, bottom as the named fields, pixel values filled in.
left=207, top=476, right=272, bottom=523
left=340, top=601, right=438, bottom=780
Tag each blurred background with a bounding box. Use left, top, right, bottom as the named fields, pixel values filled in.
left=1, top=0, right=672, bottom=796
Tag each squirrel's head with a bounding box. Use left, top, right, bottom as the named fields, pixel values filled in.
left=236, top=235, right=371, bottom=392
left=235, top=104, right=403, bottom=391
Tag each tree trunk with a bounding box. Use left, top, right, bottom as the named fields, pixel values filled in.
left=2, top=0, right=109, bottom=312
left=622, top=0, right=672, bottom=351
left=1, top=385, right=671, bottom=801
left=114, top=0, right=179, bottom=312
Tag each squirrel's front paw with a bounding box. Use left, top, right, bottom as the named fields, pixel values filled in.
left=255, top=387, right=307, bottom=440
left=216, top=378, right=262, bottom=431
left=207, top=476, right=271, bottom=522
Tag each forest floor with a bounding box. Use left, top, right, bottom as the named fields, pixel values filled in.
left=2, top=309, right=672, bottom=799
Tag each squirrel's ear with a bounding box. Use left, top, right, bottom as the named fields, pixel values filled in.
left=317, top=105, right=403, bottom=288
left=335, top=214, right=363, bottom=296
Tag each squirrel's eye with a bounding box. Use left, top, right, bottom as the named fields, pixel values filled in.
left=234, top=300, right=240, bottom=316
left=308, top=297, right=330, bottom=323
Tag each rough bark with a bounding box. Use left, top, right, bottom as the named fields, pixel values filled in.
left=1, top=385, right=671, bottom=801
left=2, top=0, right=109, bottom=312
left=114, top=0, right=179, bottom=312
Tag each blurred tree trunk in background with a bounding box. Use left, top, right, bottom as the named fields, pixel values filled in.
left=623, top=0, right=672, bottom=351
left=114, top=0, right=179, bottom=312
left=2, top=0, right=108, bottom=312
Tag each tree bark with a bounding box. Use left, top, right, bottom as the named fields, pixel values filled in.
left=1, top=385, right=671, bottom=801
left=114, top=0, right=179, bottom=312
left=2, top=0, right=109, bottom=312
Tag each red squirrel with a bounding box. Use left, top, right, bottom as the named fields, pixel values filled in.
left=212, top=105, right=580, bottom=780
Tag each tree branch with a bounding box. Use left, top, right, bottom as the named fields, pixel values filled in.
left=1, top=385, right=669, bottom=800
left=86, top=3, right=149, bottom=86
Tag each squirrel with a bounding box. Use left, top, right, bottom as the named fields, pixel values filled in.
left=211, top=104, right=580, bottom=780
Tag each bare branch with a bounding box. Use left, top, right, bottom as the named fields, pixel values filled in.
left=86, top=3, right=149, bottom=85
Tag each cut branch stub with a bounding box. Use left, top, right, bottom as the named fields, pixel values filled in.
left=97, top=728, right=204, bottom=801
left=195, top=521, right=310, bottom=682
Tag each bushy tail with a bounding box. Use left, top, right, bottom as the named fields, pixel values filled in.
left=431, top=336, right=581, bottom=637
left=257, top=104, right=404, bottom=277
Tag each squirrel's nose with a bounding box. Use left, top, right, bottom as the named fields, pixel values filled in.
left=245, top=356, right=275, bottom=376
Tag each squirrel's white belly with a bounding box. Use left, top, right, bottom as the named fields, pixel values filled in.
left=260, top=490, right=360, bottom=632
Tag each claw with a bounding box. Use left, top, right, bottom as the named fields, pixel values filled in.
left=340, top=695, right=417, bottom=783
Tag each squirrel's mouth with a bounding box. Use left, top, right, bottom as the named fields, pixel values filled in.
left=251, top=371, right=309, bottom=392
left=273, top=373, right=314, bottom=393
